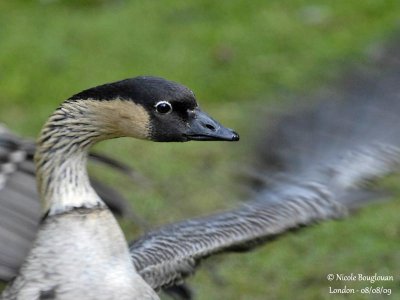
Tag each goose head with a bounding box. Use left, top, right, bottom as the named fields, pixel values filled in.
left=66, top=76, right=239, bottom=143
left=36, top=76, right=239, bottom=213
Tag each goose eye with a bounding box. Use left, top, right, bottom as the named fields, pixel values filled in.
left=155, top=101, right=173, bottom=114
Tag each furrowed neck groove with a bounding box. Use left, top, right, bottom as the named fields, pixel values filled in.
left=35, top=98, right=150, bottom=215
left=35, top=101, right=110, bottom=215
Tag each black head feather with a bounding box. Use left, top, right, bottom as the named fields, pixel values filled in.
left=68, top=76, right=197, bottom=110
left=67, top=76, right=238, bottom=143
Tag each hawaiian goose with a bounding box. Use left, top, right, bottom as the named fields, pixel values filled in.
left=0, top=76, right=239, bottom=299
left=1, top=48, right=400, bottom=299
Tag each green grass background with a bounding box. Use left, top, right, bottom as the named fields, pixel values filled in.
left=0, top=0, right=399, bottom=299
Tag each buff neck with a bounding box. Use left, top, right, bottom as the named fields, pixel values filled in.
left=35, top=99, right=150, bottom=215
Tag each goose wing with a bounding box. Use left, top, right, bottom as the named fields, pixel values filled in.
left=0, top=126, right=143, bottom=281
left=129, top=67, right=400, bottom=290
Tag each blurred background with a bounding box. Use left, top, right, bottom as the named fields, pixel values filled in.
left=0, top=0, right=399, bottom=299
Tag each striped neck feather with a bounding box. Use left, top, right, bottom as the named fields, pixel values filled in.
left=35, top=99, right=150, bottom=215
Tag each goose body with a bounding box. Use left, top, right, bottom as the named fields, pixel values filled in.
left=0, top=76, right=238, bottom=299
left=3, top=208, right=156, bottom=299
left=0, top=124, right=146, bottom=282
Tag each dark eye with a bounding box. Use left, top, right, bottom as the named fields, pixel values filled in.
left=155, top=101, right=173, bottom=114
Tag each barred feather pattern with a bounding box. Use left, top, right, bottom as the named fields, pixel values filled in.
left=0, top=126, right=40, bottom=281
left=131, top=182, right=348, bottom=289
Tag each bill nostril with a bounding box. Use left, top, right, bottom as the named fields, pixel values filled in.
left=205, top=123, right=216, bottom=131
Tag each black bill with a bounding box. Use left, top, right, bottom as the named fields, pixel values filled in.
left=184, top=108, right=239, bottom=142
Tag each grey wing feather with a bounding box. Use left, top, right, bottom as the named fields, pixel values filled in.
left=129, top=67, right=400, bottom=290
left=0, top=127, right=39, bottom=281
left=0, top=125, right=142, bottom=282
